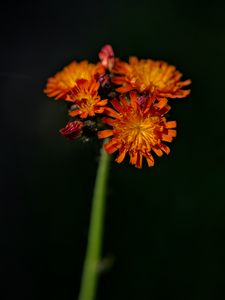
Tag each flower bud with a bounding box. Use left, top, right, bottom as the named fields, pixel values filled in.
left=99, top=44, right=115, bottom=71
left=59, top=121, right=83, bottom=140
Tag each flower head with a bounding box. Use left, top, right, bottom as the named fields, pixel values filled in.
left=67, top=79, right=108, bottom=119
left=45, top=45, right=190, bottom=169
left=112, top=57, right=191, bottom=99
left=44, top=60, right=105, bottom=100
left=98, top=92, right=176, bottom=168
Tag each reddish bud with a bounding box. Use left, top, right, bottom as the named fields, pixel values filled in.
left=137, top=95, right=148, bottom=108
left=99, top=44, right=115, bottom=71
left=98, top=73, right=111, bottom=87
left=59, top=121, right=83, bottom=140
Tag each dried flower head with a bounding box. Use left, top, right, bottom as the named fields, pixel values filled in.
left=98, top=92, right=176, bottom=168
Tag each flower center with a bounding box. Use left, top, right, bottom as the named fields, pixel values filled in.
left=131, top=62, right=166, bottom=90
left=76, top=96, right=95, bottom=113
left=116, top=112, right=159, bottom=151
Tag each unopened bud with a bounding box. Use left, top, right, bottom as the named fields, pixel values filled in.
left=98, top=73, right=111, bottom=88
left=99, top=44, right=115, bottom=71
left=59, top=121, right=83, bottom=140
left=137, top=95, right=148, bottom=108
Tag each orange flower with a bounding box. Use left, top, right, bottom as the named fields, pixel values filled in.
left=67, top=79, right=108, bottom=119
left=44, top=60, right=105, bottom=100
left=98, top=92, right=176, bottom=168
left=112, top=57, right=191, bottom=99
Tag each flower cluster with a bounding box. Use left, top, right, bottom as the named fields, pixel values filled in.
left=44, top=45, right=191, bottom=168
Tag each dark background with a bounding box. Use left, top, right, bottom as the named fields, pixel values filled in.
left=1, top=0, right=225, bottom=299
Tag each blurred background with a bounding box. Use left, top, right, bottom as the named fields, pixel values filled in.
left=1, top=0, right=225, bottom=299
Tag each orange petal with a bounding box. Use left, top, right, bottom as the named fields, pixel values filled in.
left=166, top=121, right=177, bottom=128
left=129, top=56, right=139, bottom=64
left=160, top=144, right=170, bottom=155
left=111, top=98, right=124, bottom=113
left=162, top=134, right=173, bottom=142
left=94, top=107, right=104, bottom=114
left=112, top=77, right=127, bottom=84
left=116, top=85, right=134, bottom=93
left=98, top=130, right=114, bottom=139
left=145, top=154, right=154, bottom=167
left=130, top=91, right=137, bottom=110
left=104, top=139, right=121, bottom=154
left=116, top=148, right=127, bottom=163
left=69, top=110, right=81, bottom=117
left=152, top=147, right=163, bottom=157
left=136, top=153, right=143, bottom=169
left=120, top=96, right=129, bottom=109
left=168, top=129, right=177, bottom=137
left=129, top=151, right=137, bottom=166
left=80, top=111, right=88, bottom=119
left=104, top=107, right=121, bottom=118
left=102, top=117, right=115, bottom=126
left=97, top=99, right=108, bottom=106
left=155, top=98, right=168, bottom=109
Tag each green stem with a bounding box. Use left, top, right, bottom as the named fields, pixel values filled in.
left=78, top=142, right=111, bottom=300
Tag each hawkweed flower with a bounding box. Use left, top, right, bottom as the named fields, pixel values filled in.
left=45, top=44, right=191, bottom=300
left=98, top=92, right=176, bottom=168
left=112, top=56, right=191, bottom=99
left=44, top=44, right=190, bottom=169
left=67, top=79, right=108, bottom=118
left=44, top=60, right=105, bottom=100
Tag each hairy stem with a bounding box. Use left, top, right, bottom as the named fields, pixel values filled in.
left=78, top=143, right=111, bottom=300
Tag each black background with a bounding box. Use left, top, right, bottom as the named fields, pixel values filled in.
left=1, top=0, right=225, bottom=299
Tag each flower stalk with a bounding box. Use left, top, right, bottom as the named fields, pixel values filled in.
left=78, top=141, right=111, bottom=300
